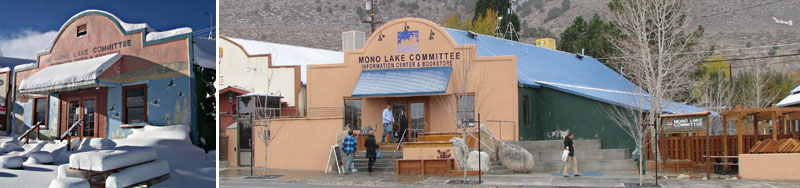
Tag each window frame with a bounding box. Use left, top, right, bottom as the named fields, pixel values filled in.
left=77, top=24, right=87, bottom=37
left=456, top=94, right=475, bottom=127
left=122, top=84, right=148, bottom=124
left=32, top=97, right=48, bottom=129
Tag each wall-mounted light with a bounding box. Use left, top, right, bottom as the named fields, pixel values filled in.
left=403, top=23, right=409, bottom=32
left=228, top=96, right=233, bottom=103
left=429, top=29, right=435, bottom=40
left=377, top=31, right=384, bottom=41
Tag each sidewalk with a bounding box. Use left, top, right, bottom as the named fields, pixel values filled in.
left=220, top=167, right=800, bottom=187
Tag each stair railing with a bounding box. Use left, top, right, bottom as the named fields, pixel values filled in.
left=18, top=121, right=44, bottom=144
left=59, top=119, right=84, bottom=151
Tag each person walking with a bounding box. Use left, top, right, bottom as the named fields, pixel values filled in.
left=343, top=130, right=357, bottom=173
left=382, top=105, right=395, bottom=144
left=364, top=133, right=380, bottom=172
left=563, top=132, right=580, bottom=177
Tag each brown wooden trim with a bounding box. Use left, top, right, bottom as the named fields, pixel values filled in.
left=122, top=84, right=147, bottom=124
left=32, top=96, right=48, bottom=129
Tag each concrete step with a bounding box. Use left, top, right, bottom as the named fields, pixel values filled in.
left=534, top=148, right=631, bottom=162
left=486, top=169, right=514, bottom=175
left=354, top=163, right=395, bottom=168
left=353, top=166, right=395, bottom=172
left=532, top=159, right=636, bottom=173
left=356, top=151, right=403, bottom=157
left=509, top=139, right=601, bottom=151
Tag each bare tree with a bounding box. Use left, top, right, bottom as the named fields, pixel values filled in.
left=602, top=88, right=650, bottom=185
left=695, top=71, right=733, bottom=112
left=608, top=0, right=706, bottom=163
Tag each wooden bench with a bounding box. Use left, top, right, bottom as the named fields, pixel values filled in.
left=703, top=155, right=739, bottom=177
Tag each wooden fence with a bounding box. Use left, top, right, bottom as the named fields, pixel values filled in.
left=644, top=134, right=797, bottom=162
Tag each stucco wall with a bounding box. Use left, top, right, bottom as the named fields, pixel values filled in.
left=251, top=117, right=343, bottom=171
left=740, top=153, right=800, bottom=180
left=306, top=18, right=518, bottom=140
left=218, top=37, right=299, bottom=107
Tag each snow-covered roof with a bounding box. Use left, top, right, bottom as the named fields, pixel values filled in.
left=38, top=10, right=191, bottom=56
left=193, top=38, right=215, bottom=70
left=777, top=85, right=800, bottom=107
left=13, top=63, right=37, bottom=72
left=225, top=37, right=343, bottom=83
left=19, top=53, right=121, bottom=94
left=240, top=92, right=283, bottom=97
left=446, top=28, right=707, bottom=114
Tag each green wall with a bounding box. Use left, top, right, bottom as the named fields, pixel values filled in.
left=518, top=86, right=635, bottom=149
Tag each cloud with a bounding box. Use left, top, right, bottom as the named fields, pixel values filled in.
left=0, top=30, right=58, bottom=60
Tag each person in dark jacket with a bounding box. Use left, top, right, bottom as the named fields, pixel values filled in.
left=364, top=133, right=380, bottom=172
left=397, top=111, right=408, bottom=142
left=563, top=132, right=580, bottom=177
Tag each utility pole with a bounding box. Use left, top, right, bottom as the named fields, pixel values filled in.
left=362, top=0, right=382, bottom=33
left=205, top=11, right=215, bottom=39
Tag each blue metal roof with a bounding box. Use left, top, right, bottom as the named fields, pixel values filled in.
left=0, top=56, right=34, bottom=69
left=352, top=67, right=452, bottom=97
left=445, top=28, right=705, bottom=114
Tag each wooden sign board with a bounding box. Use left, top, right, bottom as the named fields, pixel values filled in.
left=662, top=116, right=707, bottom=133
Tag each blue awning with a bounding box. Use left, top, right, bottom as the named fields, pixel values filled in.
left=352, top=67, right=451, bottom=97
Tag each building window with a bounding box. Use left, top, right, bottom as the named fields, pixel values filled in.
left=522, top=95, right=529, bottom=126
left=33, top=97, right=48, bottom=129
left=123, top=85, right=147, bottom=124
left=344, top=99, right=362, bottom=130
left=77, top=24, right=87, bottom=37
left=457, top=95, right=475, bottom=126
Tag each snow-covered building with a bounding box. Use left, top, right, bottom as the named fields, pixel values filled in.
left=6, top=10, right=215, bottom=148
left=0, top=57, right=36, bottom=133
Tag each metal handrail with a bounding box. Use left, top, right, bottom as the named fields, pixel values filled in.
left=485, top=120, right=517, bottom=141
left=59, top=119, right=83, bottom=140
left=463, top=130, right=496, bottom=153
left=18, top=122, right=44, bottom=144
left=59, top=119, right=84, bottom=151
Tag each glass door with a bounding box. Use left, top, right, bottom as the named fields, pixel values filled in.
left=409, top=102, right=425, bottom=131
left=66, top=98, right=97, bottom=137
left=82, top=99, right=96, bottom=137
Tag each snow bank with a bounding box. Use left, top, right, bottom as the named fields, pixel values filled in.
left=1, top=142, right=23, bottom=153
left=205, top=150, right=216, bottom=161
left=48, top=177, right=89, bottom=188
left=126, top=124, right=191, bottom=141
left=25, top=151, right=53, bottom=164
left=106, top=160, right=169, bottom=188
left=75, top=138, right=117, bottom=152
left=115, top=124, right=214, bottom=187
left=0, top=155, right=24, bottom=169
left=57, top=164, right=86, bottom=179
left=69, top=146, right=156, bottom=171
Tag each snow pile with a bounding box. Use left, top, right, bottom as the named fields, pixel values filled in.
left=145, top=27, right=192, bottom=41
left=115, top=124, right=214, bottom=187
left=75, top=138, right=117, bottom=152
left=69, top=146, right=156, bottom=171
left=205, top=150, right=216, bottom=161
left=48, top=177, right=89, bottom=188
left=106, top=160, right=170, bottom=188
left=0, top=155, right=24, bottom=169
left=25, top=151, right=53, bottom=165
left=57, top=164, right=86, bottom=179
left=1, top=138, right=24, bottom=153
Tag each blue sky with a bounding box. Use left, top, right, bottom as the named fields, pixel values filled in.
left=0, top=0, right=216, bottom=59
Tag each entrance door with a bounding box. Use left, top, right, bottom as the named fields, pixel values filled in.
left=389, top=98, right=427, bottom=141
left=237, top=121, right=252, bottom=166
left=66, top=98, right=97, bottom=137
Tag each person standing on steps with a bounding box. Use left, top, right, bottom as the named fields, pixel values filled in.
left=563, top=132, right=580, bottom=177
left=364, top=133, right=380, bottom=172
left=343, top=130, right=357, bottom=174
left=382, top=105, right=395, bottom=144
left=397, top=111, right=408, bottom=142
